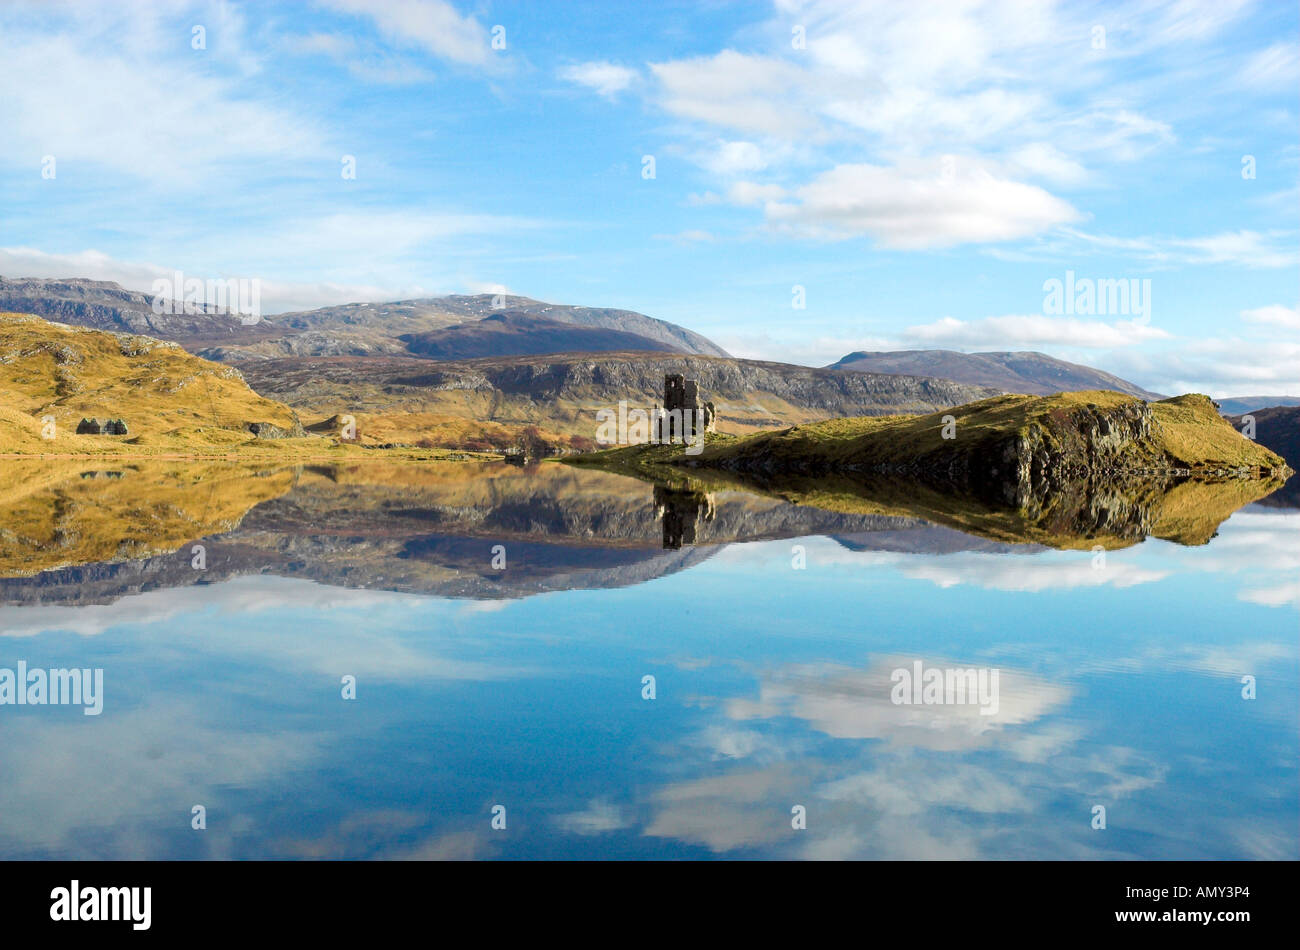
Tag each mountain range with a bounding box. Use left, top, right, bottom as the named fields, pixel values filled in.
left=0, top=278, right=726, bottom=361
left=826, top=349, right=1163, bottom=400
left=5, top=276, right=1296, bottom=453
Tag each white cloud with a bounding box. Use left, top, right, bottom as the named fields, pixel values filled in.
left=288, top=30, right=437, bottom=84
left=654, top=230, right=715, bottom=245
left=727, top=181, right=788, bottom=206
left=1058, top=110, right=1175, bottom=162
left=763, top=162, right=1080, bottom=248
left=1166, top=231, right=1298, bottom=269
left=1109, top=338, right=1300, bottom=396
left=697, top=140, right=768, bottom=176
left=1238, top=42, right=1300, bottom=88
left=901, top=555, right=1169, bottom=592
left=319, top=0, right=492, bottom=67
left=0, top=9, right=327, bottom=182
left=0, top=241, right=515, bottom=314
left=1242, top=304, right=1300, bottom=331
left=904, top=314, right=1169, bottom=349
left=726, top=657, right=1070, bottom=750
left=650, top=51, right=816, bottom=138
left=560, top=61, right=637, bottom=98
left=1036, top=228, right=1300, bottom=270
left=1009, top=142, right=1090, bottom=186
left=554, top=799, right=632, bottom=835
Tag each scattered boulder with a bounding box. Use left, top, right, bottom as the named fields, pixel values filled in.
left=243, top=419, right=307, bottom=439
left=75, top=417, right=128, bottom=435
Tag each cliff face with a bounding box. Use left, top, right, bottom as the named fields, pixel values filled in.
left=241, top=352, right=999, bottom=436
left=473, top=354, right=997, bottom=413
left=686, top=391, right=1288, bottom=483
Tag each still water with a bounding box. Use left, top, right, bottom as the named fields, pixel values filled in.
left=0, top=460, right=1295, bottom=859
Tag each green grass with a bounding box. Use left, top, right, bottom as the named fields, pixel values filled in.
left=565, top=389, right=1293, bottom=550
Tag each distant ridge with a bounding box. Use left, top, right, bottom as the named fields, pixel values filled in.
left=1215, top=396, right=1300, bottom=415
left=826, top=349, right=1161, bottom=400
left=0, top=278, right=730, bottom=361
left=398, top=311, right=686, bottom=359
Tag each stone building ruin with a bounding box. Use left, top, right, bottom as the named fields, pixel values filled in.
left=662, top=374, right=716, bottom=442
left=654, top=485, right=716, bottom=549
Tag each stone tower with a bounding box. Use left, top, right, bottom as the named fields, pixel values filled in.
left=662, top=373, right=716, bottom=441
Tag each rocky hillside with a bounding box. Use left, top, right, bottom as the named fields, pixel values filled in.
left=827, top=349, right=1161, bottom=399
left=266, top=293, right=730, bottom=357
left=0, top=276, right=281, bottom=346
left=665, top=391, right=1286, bottom=485
left=1225, top=405, right=1300, bottom=506
left=238, top=351, right=1000, bottom=441
left=0, top=312, right=313, bottom=453
left=577, top=391, right=1292, bottom=548
left=398, top=311, right=685, bottom=359
left=0, top=279, right=730, bottom=360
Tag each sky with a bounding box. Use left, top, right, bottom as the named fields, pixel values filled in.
left=1, top=0, right=1297, bottom=395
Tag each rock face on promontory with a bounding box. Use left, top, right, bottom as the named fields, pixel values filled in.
left=577, top=390, right=1292, bottom=549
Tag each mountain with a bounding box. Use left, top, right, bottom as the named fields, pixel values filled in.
left=0, top=311, right=310, bottom=453
left=826, top=349, right=1161, bottom=400
left=0, top=278, right=730, bottom=361
left=1224, top=406, right=1300, bottom=467
left=237, top=351, right=1001, bottom=445
left=0, top=276, right=281, bottom=345
left=266, top=293, right=730, bottom=357
left=1224, top=406, right=1300, bottom=507
left=1216, top=396, right=1300, bottom=415
left=398, top=311, right=685, bottom=359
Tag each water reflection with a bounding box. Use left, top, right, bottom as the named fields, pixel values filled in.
left=0, top=460, right=1294, bottom=859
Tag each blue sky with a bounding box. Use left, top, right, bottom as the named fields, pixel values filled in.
left=1, top=0, right=1296, bottom=394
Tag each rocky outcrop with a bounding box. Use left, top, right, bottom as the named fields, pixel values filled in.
left=1000, top=399, right=1160, bottom=509
left=75, top=417, right=128, bottom=435
left=243, top=418, right=307, bottom=439
left=241, top=352, right=998, bottom=428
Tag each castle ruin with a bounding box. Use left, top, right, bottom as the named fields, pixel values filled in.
left=662, top=374, right=715, bottom=442
left=654, top=485, right=716, bottom=549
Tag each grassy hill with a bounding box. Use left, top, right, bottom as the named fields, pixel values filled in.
left=664, top=390, right=1288, bottom=477
left=570, top=390, right=1292, bottom=549
left=0, top=312, right=483, bottom=458
left=0, top=312, right=320, bottom=454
